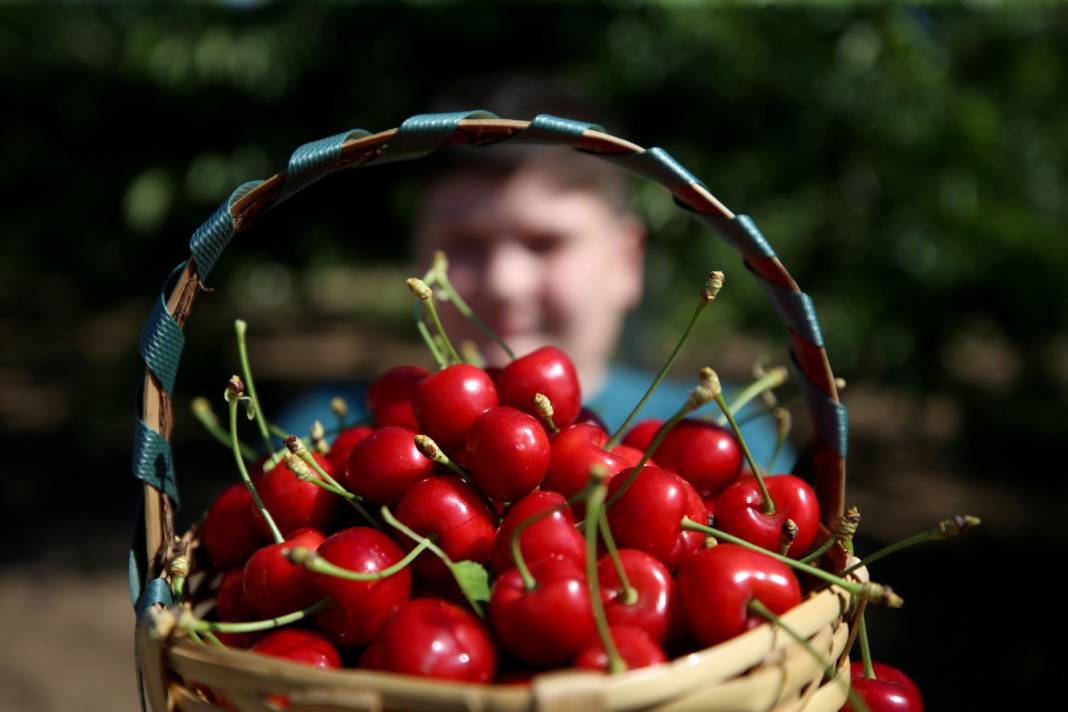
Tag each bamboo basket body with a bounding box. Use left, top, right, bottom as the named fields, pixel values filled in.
left=131, top=114, right=854, bottom=712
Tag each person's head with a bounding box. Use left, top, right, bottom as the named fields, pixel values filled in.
left=414, top=143, right=647, bottom=394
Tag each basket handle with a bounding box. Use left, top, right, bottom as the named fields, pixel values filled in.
left=130, top=112, right=847, bottom=606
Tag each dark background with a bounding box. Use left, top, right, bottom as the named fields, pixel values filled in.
left=2, top=2, right=1063, bottom=709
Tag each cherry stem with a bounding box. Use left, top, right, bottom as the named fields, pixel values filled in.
left=416, top=317, right=448, bottom=370
left=511, top=478, right=601, bottom=591
left=235, top=319, right=274, bottom=455
left=799, top=534, right=839, bottom=565
left=408, top=278, right=461, bottom=366
left=680, top=518, right=903, bottom=608
left=533, top=393, right=559, bottom=435
left=330, top=397, right=348, bottom=431
left=201, top=630, right=225, bottom=648
left=426, top=251, right=516, bottom=360
left=713, top=390, right=775, bottom=514
left=414, top=435, right=497, bottom=518
left=380, top=506, right=486, bottom=619
left=714, top=367, right=788, bottom=427
left=800, top=507, right=860, bottom=564
left=283, top=448, right=381, bottom=530
left=597, top=509, right=638, bottom=606
left=858, top=610, right=876, bottom=679
left=228, top=395, right=284, bottom=545
left=187, top=598, right=333, bottom=634
left=585, top=479, right=626, bottom=674
left=287, top=540, right=431, bottom=581
left=192, top=397, right=258, bottom=460
left=842, top=515, right=980, bottom=577
left=748, top=599, right=873, bottom=712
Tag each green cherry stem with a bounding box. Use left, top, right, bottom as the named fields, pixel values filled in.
left=585, top=477, right=626, bottom=674
left=413, top=434, right=498, bottom=518
left=680, top=518, right=903, bottom=608
left=287, top=542, right=430, bottom=581
left=858, top=610, right=876, bottom=679
left=408, top=277, right=461, bottom=366
left=511, top=477, right=602, bottom=591
left=533, top=393, right=559, bottom=436
left=192, top=397, right=257, bottom=461
left=800, top=507, right=861, bottom=564
left=201, top=629, right=226, bottom=648
left=227, top=377, right=283, bottom=545
left=714, top=367, right=788, bottom=428
left=709, top=370, right=775, bottom=514
left=234, top=319, right=274, bottom=454
left=748, top=599, right=873, bottom=712
left=598, top=509, right=638, bottom=606
left=282, top=449, right=380, bottom=530
left=185, top=598, right=333, bottom=635
left=606, top=271, right=724, bottom=449
left=427, top=250, right=516, bottom=360
left=330, top=397, right=348, bottom=432
left=842, top=515, right=980, bottom=577
left=416, top=316, right=448, bottom=370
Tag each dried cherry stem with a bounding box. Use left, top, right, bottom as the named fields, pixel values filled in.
left=708, top=368, right=775, bottom=514
left=282, top=450, right=380, bottom=530
left=227, top=377, right=283, bottom=545
left=858, top=610, right=876, bottom=679
left=408, top=277, right=461, bottom=366
left=606, top=373, right=717, bottom=507
left=714, top=366, right=788, bottom=427
left=192, top=397, right=257, bottom=460
left=414, top=434, right=497, bottom=517
left=183, top=598, right=333, bottom=635
left=748, top=599, right=873, bottom=712
left=426, top=250, right=516, bottom=360
left=585, top=475, right=626, bottom=674
left=842, top=515, right=980, bottom=577
left=381, top=506, right=488, bottom=619
left=234, top=319, right=274, bottom=454
left=511, top=477, right=602, bottom=591
left=598, top=510, right=638, bottom=606
left=680, top=518, right=903, bottom=608
left=287, top=542, right=431, bottom=581
left=606, top=271, right=724, bottom=449
left=800, top=507, right=860, bottom=564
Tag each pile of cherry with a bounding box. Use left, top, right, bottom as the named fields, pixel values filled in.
left=181, top=269, right=956, bottom=712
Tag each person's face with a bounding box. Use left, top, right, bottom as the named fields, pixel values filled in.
left=415, top=168, right=645, bottom=391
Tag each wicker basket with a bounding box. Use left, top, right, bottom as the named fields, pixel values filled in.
left=130, top=112, right=857, bottom=712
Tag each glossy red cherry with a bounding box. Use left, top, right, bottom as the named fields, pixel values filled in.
left=203, top=483, right=269, bottom=570
left=312, top=527, right=412, bottom=647
left=326, top=425, right=374, bottom=475
left=598, top=549, right=677, bottom=644
left=214, top=568, right=261, bottom=648
left=360, top=598, right=497, bottom=683
left=573, top=625, right=667, bottom=672
left=843, top=662, right=924, bottom=712
left=489, top=556, right=596, bottom=667
left=368, top=365, right=429, bottom=430
left=243, top=528, right=325, bottom=619
left=343, top=425, right=434, bottom=507
left=466, top=406, right=550, bottom=501
left=621, top=418, right=662, bottom=453
left=251, top=455, right=338, bottom=538
left=492, top=491, right=585, bottom=576
left=677, top=543, right=801, bottom=647
left=543, top=424, right=631, bottom=499
left=713, top=474, right=820, bottom=559
left=496, top=346, right=581, bottom=428
left=394, top=475, right=497, bottom=582
left=250, top=628, right=341, bottom=669
left=605, top=466, right=708, bottom=570
left=652, top=419, right=742, bottom=498
left=413, top=364, right=498, bottom=457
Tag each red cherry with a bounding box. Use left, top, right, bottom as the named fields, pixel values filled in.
left=598, top=549, right=677, bottom=644
left=677, top=543, right=802, bottom=647
left=605, top=466, right=708, bottom=570
left=326, top=425, right=374, bottom=475
left=492, top=491, right=585, bottom=576
left=496, top=346, right=581, bottom=428
left=368, top=365, right=429, bottom=430
left=250, top=628, right=341, bottom=669
left=466, top=406, right=550, bottom=501
left=361, top=598, right=497, bottom=683
left=214, top=568, right=261, bottom=648
left=243, top=528, right=325, bottom=619
left=611, top=443, right=649, bottom=467
left=252, top=455, right=338, bottom=537
left=394, top=475, right=497, bottom=582
left=343, top=425, right=434, bottom=507
left=713, top=474, right=821, bottom=558
left=413, top=364, right=498, bottom=457
left=621, top=418, right=662, bottom=453
left=203, top=484, right=269, bottom=570
left=653, top=419, right=743, bottom=498
left=312, top=527, right=412, bottom=647
left=489, top=556, right=596, bottom=667
left=573, top=625, right=667, bottom=672
left=843, top=662, right=925, bottom=712
left=543, top=424, right=630, bottom=499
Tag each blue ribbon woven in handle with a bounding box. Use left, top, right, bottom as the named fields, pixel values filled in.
left=133, top=577, right=173, bottom=712
left=138, top=263, right=187, bottom=395
left=278, top=128, right=372, bottom=203
left=789, top=350, right=849, bottom=458
left=132, top=419, right=179, bottom=504
left=513, top=113, right=604, bottom=144
left=376, top=110, right=499, bottom=164
left=747, top=263, right=825, bottom=348
left=600, top=147, right=709, bottom=196
left=688, top=211, right=779, bottom=261
left=189, top=180, right=263, bottom=279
